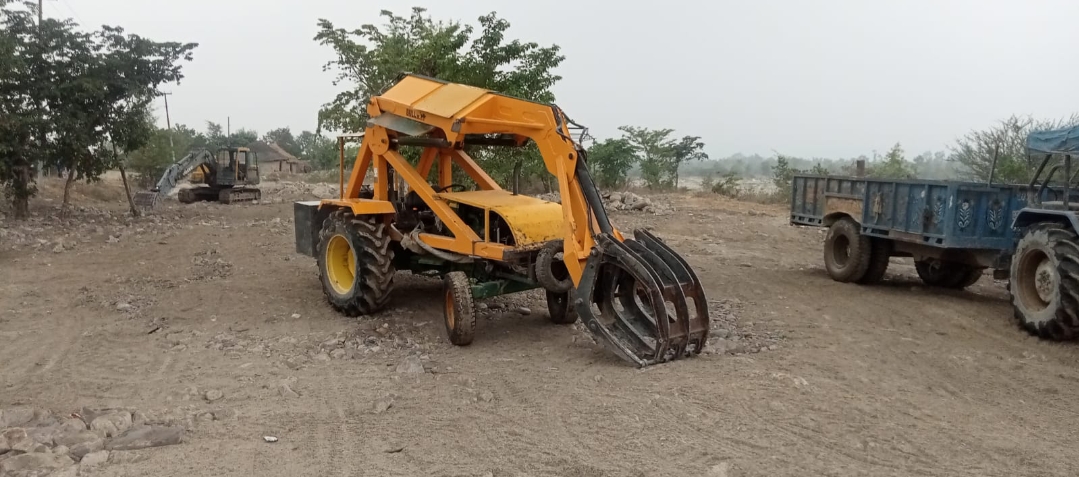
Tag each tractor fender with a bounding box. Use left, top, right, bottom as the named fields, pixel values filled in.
left=294, top=199, right=397, bottom=257
left=1012, top=208, right=1079, bottom=234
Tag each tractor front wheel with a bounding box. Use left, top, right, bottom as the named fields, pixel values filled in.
left=823, top=217, right=872, bottom=283
left=443, top=271, right=477, bottom=346
left=1010, top=224, right=1079, bottom=340
left=316, top=210, right=395, bottom=316
left=546, top=289, right=578, bottom=325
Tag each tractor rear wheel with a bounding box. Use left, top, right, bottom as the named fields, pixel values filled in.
left=442, top=271, right=476, bottom=346
left=1010, top=224, right=1079, bottom=340
left=316, top=210, right=395, bottom=316
left=546, top=289, right=578, bottom=325
left=823, top=217, right=872, bottom=283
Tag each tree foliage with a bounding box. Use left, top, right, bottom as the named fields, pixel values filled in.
left=617, top=126, right=708, bottom=189
left=0, top=1, right=196, bottom=218
left=951, top=114, right=1079, bottom=184
left=586, top=138, right=636, bottom=189
left=314, top=7, right=564, bottom=189
left=867, top=142, right=916, bottom=179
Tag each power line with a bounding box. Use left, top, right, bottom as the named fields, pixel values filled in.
left=58, top=0, right=83, bottom=24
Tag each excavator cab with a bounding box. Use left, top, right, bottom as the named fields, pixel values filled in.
left=292, top=74, right=709, bottom=367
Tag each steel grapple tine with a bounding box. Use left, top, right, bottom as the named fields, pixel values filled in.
left=573, top=232, right=710, bottom=367
left=634, top=229, right=710, bottom=354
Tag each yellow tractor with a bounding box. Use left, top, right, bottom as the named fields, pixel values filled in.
left=292, top=74, right=710, bottom=366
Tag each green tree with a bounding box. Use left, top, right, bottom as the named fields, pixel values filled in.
left=586, top=138, right=636, bottom=189
left=771, top=155, right=801, bottom=197
left=314, top=7, right=564, bottom=187
left=0, top=2, right=196, bottom=218
left=263, top=127, right=301, bottom=157
left=868, top=143, right=916, bottom=179
left=669, top=135, right=709, bottom=188
left=951, top=114, right=1079, bottom=184
left=618, top=126, right=675, bottom=189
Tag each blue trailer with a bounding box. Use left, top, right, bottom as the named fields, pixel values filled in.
left=790, top=125, right=1079, bottom=341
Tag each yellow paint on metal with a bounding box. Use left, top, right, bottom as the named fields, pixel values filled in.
left=378, top=75, right=443, bottom=107
left=319, top=198, right=396, bottom=216
left=325, top=234, right=355, bottom=294
left=439, top=190, right=564, bottom=246
left=414, top=82, right=490, bottom=119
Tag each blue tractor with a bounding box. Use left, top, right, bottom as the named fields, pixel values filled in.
left=790, top=125, right=1079, bottom=340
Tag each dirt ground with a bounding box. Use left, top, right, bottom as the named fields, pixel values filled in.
left=2, top=177, right=1078, bottom=477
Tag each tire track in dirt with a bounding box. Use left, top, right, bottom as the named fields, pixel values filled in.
left=29, top=313, right=84, bottom=377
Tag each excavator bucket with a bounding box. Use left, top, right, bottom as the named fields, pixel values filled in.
left=574, top=230, right=710, bottom=367
left=132, top=191, right=160, bottom=209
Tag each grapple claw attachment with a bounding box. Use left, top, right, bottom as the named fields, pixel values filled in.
left=574, top=231, right=710, bottom=367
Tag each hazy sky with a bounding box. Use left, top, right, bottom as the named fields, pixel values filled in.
left=54, top=0, right=1079, bottom=159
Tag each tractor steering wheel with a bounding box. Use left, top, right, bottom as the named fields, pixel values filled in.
left=436, top=184, right=468, bottom=193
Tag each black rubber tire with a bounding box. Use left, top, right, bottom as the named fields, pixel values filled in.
left=546, top=289, right=578, bottom=325
left=443, top=271, right=477, bottom=345
left=955, top=267, right=985, bottom=289
left=915, top=260, right=973, bottom=289
left=316, top=210, right=395, bottom=316
left=823, top=217, right=872, bottom=283
left=1010, top=224, right=1079, bottom=340
left=535, top=240, right=573, bottom=293
left=857, top=238, right=893, bottom=285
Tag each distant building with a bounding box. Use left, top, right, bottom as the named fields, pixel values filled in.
left=247, top=141, right=311, bottom=173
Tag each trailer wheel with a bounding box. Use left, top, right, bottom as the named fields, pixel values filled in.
left=823, top=217, right=872, bottom=283
left=546, top=289, right=578, bottom=325
left=915, top=259, right=973, bottom=289
left=1010, top=224, right=1079, bottom=340
left=317, top=210, right=396, bottom=316
left=955, top=267, right=985, bottom=289
left=857, top=238, right=893, bottom=285
left=443, top=271, right=477, bottom=345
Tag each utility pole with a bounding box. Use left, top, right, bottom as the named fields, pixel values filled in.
left=36, top=0, right=44, bottom=180
left=160, top=92, right=176, bottom=163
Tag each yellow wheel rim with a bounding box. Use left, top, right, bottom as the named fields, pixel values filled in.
left=326, top=234, right=356, bottom=295
left=445, top=287, right=455, bottom=329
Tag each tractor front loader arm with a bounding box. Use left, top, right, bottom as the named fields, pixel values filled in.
left=319, top=74, right=710, bottom=366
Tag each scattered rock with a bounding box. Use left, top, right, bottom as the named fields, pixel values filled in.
left=204, top=390, right=224, bottom=403
left=279, top=383, right=300, bottom=399
left=52, top=243, right=65, bottom=253
left=384, top=445, right=404, bottom=454
left=395, top=356, right=425, bottom=375
left=115, top=302, right=132, bottom=312
left=476, top=303, right=488, bottom=311
left=106, top=451, right=148, bottom=464
left=313, top=352, right=330, bottom=362
left=53, top=430, right=103, bottom=459
left=105, top=426, right=183, bottom=451
left=515, top=307, right=532, bottom=316
left=0, top=408, right=36, bottom=429
left=708, top=461, right=731, bottom=477
left=50, top=445, right=69, bottom=457
left=329, top=349, right=346, bottom=360
left=79, top=450, right=108, bottom=467
left=211, top=409, right=236, bottom=421
left=321, top=337, right=345, bottom=349
left=479, top=391, right=494, bottom=403
left=290, top=313, right=301, bottom=319
left=0, top=428, right=37, bottom=454
left=89, top=412, right=133, bottom=438
left=372, top=397, right=395, bottom=415
left=0, top=453, right=74, bottom=477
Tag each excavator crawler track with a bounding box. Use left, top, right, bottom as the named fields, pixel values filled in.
left=575, top=230, right=709, bottom=367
